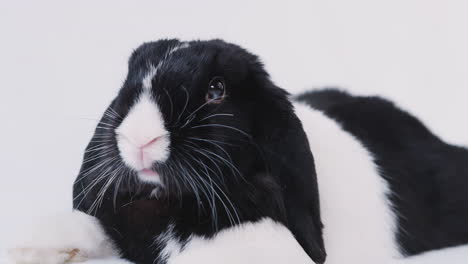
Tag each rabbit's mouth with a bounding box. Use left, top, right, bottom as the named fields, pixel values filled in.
left=138, top=168, right=159, bottom=179
left=136, top=167, right=164, bottom=186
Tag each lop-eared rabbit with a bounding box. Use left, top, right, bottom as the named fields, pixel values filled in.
left=8, top=39, right=468, bottom=264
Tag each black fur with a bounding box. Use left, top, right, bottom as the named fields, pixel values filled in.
left=297, top=89, right=468, bottom=256
left=73, top=39, right=325, bottom=264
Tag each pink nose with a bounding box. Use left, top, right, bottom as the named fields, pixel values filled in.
left=138, top=136, right=162, bottom=169
left=140, top=136, right=162, bottom=150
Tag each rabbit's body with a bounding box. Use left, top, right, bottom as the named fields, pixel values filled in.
left=297, top=90, right=468, bottom=256
left=8, top=40, right=468, bottom=264
left=294, top=101, right=400, bottom=263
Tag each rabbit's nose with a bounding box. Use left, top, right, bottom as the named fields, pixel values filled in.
left=115, top=92, right=171, bottom=182
left=138, top=135, right=166, bottom=169
left=140, top=136, right=162, bottom=150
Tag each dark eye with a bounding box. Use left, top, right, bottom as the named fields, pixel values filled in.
left=206, top=76, right=226, bottom=103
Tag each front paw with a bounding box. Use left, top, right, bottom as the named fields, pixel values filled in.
left=8, top=248, right=86, bottom=264
left=7, top=210, right=119, bottom=264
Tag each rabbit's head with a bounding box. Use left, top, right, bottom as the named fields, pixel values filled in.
left=73, top=39, right=325, bottom=263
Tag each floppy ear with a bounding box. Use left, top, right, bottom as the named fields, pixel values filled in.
left=254, top=78, right=326, bottom=264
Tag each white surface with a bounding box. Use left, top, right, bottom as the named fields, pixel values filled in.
left=395, top=245, right=468, bottom=264
left=1, top=0, right=468, bottom=263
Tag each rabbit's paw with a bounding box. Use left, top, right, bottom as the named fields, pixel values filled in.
left=7, top=211, right=119, bottom=264
left=8, top=248, right=86, bottom=264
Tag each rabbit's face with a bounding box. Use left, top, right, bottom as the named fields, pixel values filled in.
left=99, top=39, right=269, bottom=196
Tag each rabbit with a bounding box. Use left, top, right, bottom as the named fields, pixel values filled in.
left=9, top=39, right=325, bottom=264
left=8, top=39, right=468, bottom=264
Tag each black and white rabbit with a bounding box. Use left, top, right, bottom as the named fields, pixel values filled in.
left=8, top=39, right=468, bottom=264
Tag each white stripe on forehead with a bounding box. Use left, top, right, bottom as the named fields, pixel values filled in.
left=142, top=42, right=190, bottom=91
left=168, top=42, right=190, bottom=56
left=142, top=63, right=159, bottom=90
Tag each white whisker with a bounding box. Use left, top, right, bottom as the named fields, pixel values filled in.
left=199, top=113, right=234, bottom=122
left=190, top=124, right=252, bottom=139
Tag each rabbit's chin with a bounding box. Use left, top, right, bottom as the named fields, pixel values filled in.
left=138, top=169, right=163, bottom=185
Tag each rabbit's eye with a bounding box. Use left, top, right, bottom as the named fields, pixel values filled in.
left=206, top=76, right=225, bottom=103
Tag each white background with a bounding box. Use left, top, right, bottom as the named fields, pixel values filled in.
left=1, top=0, right=468, bottom=261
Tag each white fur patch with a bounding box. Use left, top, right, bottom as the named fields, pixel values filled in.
left=293, top=102, right=400, bottom=263
left=116, top=92, right=170, bottom=184
left=166, top=218, right=314, bottom=264
left=154, top=224, right=182, bottom=263
left=167, top=42, right=190, bottom=56
left=142, top=63, right=159, bottom=91
left=117, top=43, right=190, bottom=184
left=7, top=210, right=119, bottom=264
